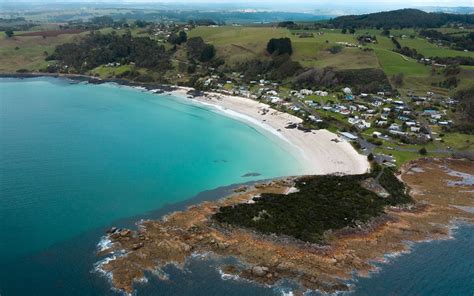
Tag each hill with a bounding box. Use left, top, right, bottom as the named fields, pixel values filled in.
left=329, top=9, right=474, bottom=28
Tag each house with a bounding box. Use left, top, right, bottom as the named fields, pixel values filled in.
left=389, top=123, right=401, bottom=131
left=300, top=89, right=313, bottom=96
left=270, top=97, right=281, bottom=104
left=373, top=131, right=382, bottom=137
left=343, top=87, right=352, bottom=95
left=371, top=101, right=383, bottom=107
left=267, top=90, right=278, bottom=96
left=339, top=132, right=358, bottom=141
left=410, top=126, right=421, bottom=132
left=393, top=100, right=404, bottom=106
left=422, top=109, right=439, bottom=116
left=389, top=130, right=406, bottom=136
left=398, top=116, right=410, bottom=121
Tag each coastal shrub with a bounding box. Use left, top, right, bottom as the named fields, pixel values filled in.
left=378, top=168, right=412, bottom=205
left=213, top=170, right=412, bottom=243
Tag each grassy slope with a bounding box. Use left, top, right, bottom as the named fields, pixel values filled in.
left=189, top=26, right=473, bottom=95
left=0, top=33, right=82, bottom=72
left=398, top=37, right=474, bottom=58
left=189, top=26, right=380, bottom=69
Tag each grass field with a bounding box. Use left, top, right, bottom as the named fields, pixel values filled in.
left=373, top=147, right=446, bottom=166
left=0, top=32, right=83, bottom=72
left=189, top=26, right=382, bottom=69
left=398, top=37, right=474, bottom=58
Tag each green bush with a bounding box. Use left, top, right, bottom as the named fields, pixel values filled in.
left=213, top=170, right=412, bottom=243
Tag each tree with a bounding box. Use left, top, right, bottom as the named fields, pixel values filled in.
left=186, top=37, right=215, bottom=62
left=367, top=153, right=375, bottom=161
left=349, top=28, right=356, bottom=34
left=392, top=73, right=404, bottom=87
left=341, top=28, right=347, bottom=34
left=381, top=29, right=390, bottom=36
left=419, top=147, right=428, bottom=155
left=266, top=38, right=293, bottom=56
left=328, top=45, right=342, bottom=54
left=134, top=20, right=149, bottom=28
left=200, top=44, right=215, bottom=62
left=5, top=30, right=14, bottom=38
left=168, top=31, right=187, bottom=45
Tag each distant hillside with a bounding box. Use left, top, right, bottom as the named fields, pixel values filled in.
left=329, top=9, right=474, bottom=28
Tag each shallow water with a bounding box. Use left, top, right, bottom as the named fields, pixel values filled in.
left=0, top=77, right=303, bottom=262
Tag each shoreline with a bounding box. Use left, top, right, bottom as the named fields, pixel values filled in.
left=96, top=158, right=473, bottom=295
left=171, top=88, right=369, bottom=175
left=1, top=73, right=369, bottom=176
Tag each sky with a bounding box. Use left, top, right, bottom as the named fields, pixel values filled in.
left=0, top=0, right=472, bottom=14
left=0, top=0, right=472, bottom=5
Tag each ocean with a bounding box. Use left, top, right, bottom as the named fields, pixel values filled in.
left=0, top=77, right=472, bottom=296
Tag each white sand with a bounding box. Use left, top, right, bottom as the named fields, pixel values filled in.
left=171, top=88, right=369, bottom=175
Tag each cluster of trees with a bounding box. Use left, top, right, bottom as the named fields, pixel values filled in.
left=329, top=9, right=474, bottom=29
left=267, top=38, right=293, bottom=56
left=435, top=76, right=458, bottom=89
left=341, top=28, right=356, bottom=34
left=453, top=86, right=474, bottom=134
left=61, top=16, right=131, bottom=31
left=336, top=68, right=391, bottom=93
left=0, top=17, right=36, bottom=31
left=356, top=34, right=377, bottom=44
left=277, top=21, right=296, bottom=28
left=293, top=67, right=391, bottom=93
left=434, top=56, right=474, bottom=66
left=47, top=31, right=171, bottom=73
left=234, top=54, right=302, bottom=82
left=419, top=30, right=474, bottom=51
left=186, top=37, right=216, bottom=62
left=394, top=46, right=424, bottom=60
left=294, top=67, right=337, bottom=89
left=168, top=31, right=187, bottom=45
left=213, top=170, right=412, bottom=243
left=4, top=30, right=14, bottom=37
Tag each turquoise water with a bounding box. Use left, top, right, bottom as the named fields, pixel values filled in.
left=1, top=77, right=472, bottom=296
left=0, top=77, right=303, bottom=262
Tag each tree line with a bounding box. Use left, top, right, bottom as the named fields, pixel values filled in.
left=329, top=9, right=474, bottom=29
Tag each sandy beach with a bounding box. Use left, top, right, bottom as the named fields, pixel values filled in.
left=171, top=87, right=369, bottom=175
